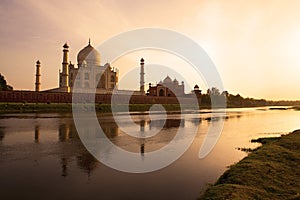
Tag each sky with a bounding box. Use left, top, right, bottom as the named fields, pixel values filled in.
left=1, top=0, right=300, bottom=100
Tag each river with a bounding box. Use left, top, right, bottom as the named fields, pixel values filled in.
left=0, top=107, right=299, bottom=200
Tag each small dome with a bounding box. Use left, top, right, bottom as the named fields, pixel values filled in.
left=77, top=41, right=100, bottom=67
left=194, top=84, right=199, bottom=89
left=163, top=76, right=172, bottom=83
left=140, top=58, right=144, bottom=62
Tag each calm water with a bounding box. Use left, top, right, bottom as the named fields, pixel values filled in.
left=0, top=107, right=299, bottom=200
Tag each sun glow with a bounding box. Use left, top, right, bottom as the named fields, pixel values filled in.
left=1, top=0, right=300, bottom=99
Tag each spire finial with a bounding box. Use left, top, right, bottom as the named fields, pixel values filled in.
left=88, top=38, right=91, bottom=45
left=63, top=42, right=69, bottom=48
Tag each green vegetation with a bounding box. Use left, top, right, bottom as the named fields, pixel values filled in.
left=0, top=100, right=298, bottom=114
left=0, top=103, right=72, bottom=113
left=199, top=130, right=300, bottom=200
left=0, top=73, right=13, bottom=91
left=0, top=103, right=199, bottom=114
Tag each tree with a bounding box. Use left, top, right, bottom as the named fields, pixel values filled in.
left=0, top=73, right=13, bottom=91
left=221, top=90, right=229, bottom=97
left=207, top=87, right=220, bottom=96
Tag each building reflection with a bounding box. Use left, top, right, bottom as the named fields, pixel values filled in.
left=190, top=117, right=201, bottom=126
left=140, top=120, right=145, bottom=132
left=61, top=157, right=68, bottom=177
left=57, top=121, right=100, bottom=177
left=127, top=117, right=185, bottom=154
left=0, top=128, right=5, bottom=141
left=149, top=118, right=185, bottom=129
left=101, top=126, right=118, bottom=138
left=34, top=125, right=40, bottom=143
left=140, top=143, right=145, bottom=156
left=76, top=153, right=98, bottom=177
left=55, top=116, right=185, bottom=177
left=58, top=124, right=70, bottom=142
left=140, top=120, right=145, bottom=157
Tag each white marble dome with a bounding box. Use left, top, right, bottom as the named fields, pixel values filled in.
left=77, top=42, right=100, bottom=67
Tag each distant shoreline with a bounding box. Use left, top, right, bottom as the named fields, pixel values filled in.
left=199, top=129, right=300, bottom=199
left=0, top=102, right=297, bottom=114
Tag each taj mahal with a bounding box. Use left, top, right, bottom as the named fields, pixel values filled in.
left=41, top=40, right=119, bottom=94
left=34, top=39, right=194, bottom=97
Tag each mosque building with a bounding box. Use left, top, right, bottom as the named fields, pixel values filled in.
left=147, top=76, right=185, bottom=97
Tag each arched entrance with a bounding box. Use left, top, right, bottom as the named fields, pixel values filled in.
left=159, top=89, right=165, bottom=96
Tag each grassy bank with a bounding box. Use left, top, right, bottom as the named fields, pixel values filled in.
left=0, top=102, right=200, bottom=114
left=0, top=102, right=295, bottom=114
left=199, top=130, right=300, bottom=200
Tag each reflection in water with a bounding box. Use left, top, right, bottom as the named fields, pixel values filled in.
left=99, top=121, right=119, bottom=138
left=190, top=117, right=201, bottom=126
left=61, top=157, right=68, bottom=177
left=54, top=116, right=186, bottom=176
left=0, top=108, right=299, bottom=200
left=57, top=122, right=99, bottom=177
left=76, top=153, right=98, bottom=177
left=59, top=124, right=70, bottom=142
left=140, top=143, right=145, bottom=156
left=149, top=118, right=185, bottom=129
left=94, top=116, right=185, bottom=153
left=0, top=128, right=5, bottom=141
left=34, top=125, right=40, bottom=143
left=140, top=120, right=145, bottom=157
left=140, top=120, right=145, bottom=132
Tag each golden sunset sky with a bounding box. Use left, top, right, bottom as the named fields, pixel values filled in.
left=1, top=0, right=300, bottom=100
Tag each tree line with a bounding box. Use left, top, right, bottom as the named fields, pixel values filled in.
left=201, top=87, right=280, bottom=108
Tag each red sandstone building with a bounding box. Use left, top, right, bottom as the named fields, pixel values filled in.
left=147, top=76, right=185, bottom=97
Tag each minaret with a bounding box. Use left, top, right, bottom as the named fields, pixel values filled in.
left=140, top=58, right=145, bottom=94
left=61, top=43, right=70, bottom=92
left=35, top=60, right=41, bottom=92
